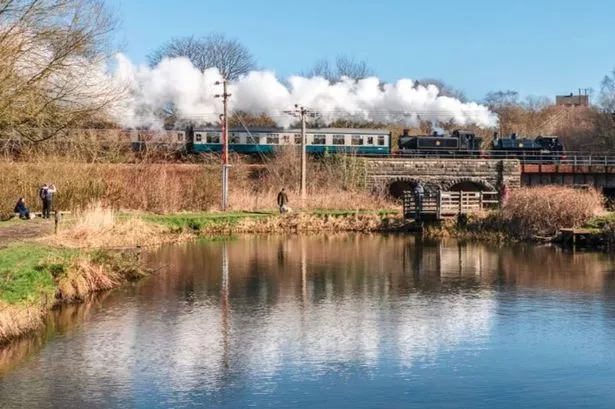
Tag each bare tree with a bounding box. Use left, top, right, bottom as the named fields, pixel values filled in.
left=147, top=33, right=256, bottom=80
left=484, top=90, right=520, bottom=108
left=418, top=78, right=467, bottom=102
left=599, top=69, right=615, bottom=113
left=303, top=54, right=374, bottom=82
left=0, top=0, right=120, bottom=142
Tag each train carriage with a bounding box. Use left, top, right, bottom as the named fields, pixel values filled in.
left=187, top=127, right=391, bottom=155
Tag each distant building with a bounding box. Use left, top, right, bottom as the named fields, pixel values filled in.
left=556, top=92, right=589, bottom=107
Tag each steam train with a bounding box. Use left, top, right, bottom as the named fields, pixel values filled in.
left=131, top=126, right=564, bottom=158
left=0, top=126, right=564, bottom=159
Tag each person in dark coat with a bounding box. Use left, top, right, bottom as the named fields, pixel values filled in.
left=277, top=188, right=289, bottom=213
left=14, top=197, right=30, bottom=219
left=414, top=182, right=424, bottom=220
left=39, top=183, right=57, bottom=219
left=39, top=184, right=49, bottom=218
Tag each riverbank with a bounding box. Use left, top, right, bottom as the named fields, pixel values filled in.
left=0, top=243, right=150, bottom=345
left=1, top=186, right=612, bottom=345
left=0, top=207, right=408, bottom=345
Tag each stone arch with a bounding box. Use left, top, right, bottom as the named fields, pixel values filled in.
left=441, top=178, right=495, bottom=192
left=388, top=179, right=416, bottom=199
left=386, top=177, right=441, bottom=199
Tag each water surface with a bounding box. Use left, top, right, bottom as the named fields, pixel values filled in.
left=2, top=235, right=615, bottom=408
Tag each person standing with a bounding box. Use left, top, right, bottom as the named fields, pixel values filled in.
left=277, top=188, right=289, bottom=214
left=414, top=181, right=424, bottom=220
left=40, top=183, right=57, bottom=219
left=39, top=184, right=49, bottom=218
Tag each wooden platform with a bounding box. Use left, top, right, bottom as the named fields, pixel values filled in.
left=559, top=228, right=595, bottom=247
left=403, top=191, right=499, bottom=220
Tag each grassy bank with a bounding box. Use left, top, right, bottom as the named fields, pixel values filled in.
left=142, top=209, right=405, bottom=235
left=0, top=243, right=149, bottom=345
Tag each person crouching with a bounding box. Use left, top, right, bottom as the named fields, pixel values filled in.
left=14, top=197, right=30, bottom=219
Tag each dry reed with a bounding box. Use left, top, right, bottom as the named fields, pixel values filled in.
left=47, top=203, right=185, bottom=249
left=1, top=151, right=394, bottom=214
left=0, top=302, right=46, bottom=346
left=498, top=186, right=605, bottom=237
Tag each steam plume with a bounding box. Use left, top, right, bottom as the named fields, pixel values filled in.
left=112, top=54, right=498, bottom=129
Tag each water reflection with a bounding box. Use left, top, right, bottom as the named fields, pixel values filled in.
left=1, top=235, right=615, bottom=409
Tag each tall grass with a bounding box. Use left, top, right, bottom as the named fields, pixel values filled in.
left=0, top=162, right=220, bottom=215
left=1, top=150, right=394, bottom=214
left=495, top=186, right=605, bottom=237
left=48, top=203, right=183, bottom=249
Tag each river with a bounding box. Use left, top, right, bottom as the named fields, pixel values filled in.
left=2, top=235, right=615, bottom=408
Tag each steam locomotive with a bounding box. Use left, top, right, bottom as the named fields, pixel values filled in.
left=397, top=129, right=482, bottom=154
left=397, top=129, right=565, bottom=158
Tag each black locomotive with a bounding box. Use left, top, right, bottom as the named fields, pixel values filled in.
left=492, top=132, right=564, bottom=154
left=398, top=129, right=482, bottom=154
left=398, top=129, right=565, bottom=159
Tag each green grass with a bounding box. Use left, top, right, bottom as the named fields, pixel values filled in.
left=140, top=209, right=400, bottom=232
left=311, top=209, right=399, bottom=217
left=140, top=211, right=273, bottom=232
left=0, top=244, right=75, bottom=305
left=583, top=212, right=615, bottom=230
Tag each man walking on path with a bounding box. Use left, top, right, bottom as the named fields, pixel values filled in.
left=277, top=188, right=289, bottom=214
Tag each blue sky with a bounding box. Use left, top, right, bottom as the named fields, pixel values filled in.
left=111, top=0, right=615, bottom=102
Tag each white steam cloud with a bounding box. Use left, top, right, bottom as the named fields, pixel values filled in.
left=111, top=54, right=498, bottom=129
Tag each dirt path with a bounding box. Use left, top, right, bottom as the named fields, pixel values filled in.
left=0, top=219, right=55, bottom=247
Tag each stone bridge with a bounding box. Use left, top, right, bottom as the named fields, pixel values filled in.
left=364, top=158, right=521, bottom=197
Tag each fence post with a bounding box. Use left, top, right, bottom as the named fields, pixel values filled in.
left=458, top=191, right=462, bottom=215
left=479, top=192, right=483, bottom=209
left=437, top=189, right=442, bottom=219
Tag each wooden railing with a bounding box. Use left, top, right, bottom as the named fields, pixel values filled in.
left=403, top=190, right=500, bottom=220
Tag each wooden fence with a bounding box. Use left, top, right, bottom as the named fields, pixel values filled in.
left=403, top=190, right=500, bottom=220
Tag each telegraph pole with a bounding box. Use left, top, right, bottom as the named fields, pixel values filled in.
left=284, top=104, right=314, bottom=201
left=215, top=80, right=231, bottom=211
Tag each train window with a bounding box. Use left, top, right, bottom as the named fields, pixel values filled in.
left=206, top=133, right=220, bottom=144
left=246, top=135, right=258, bottom=144
left=177, top=133, right=183, bottom=141
left=283, top=135, right=290, bottom=144
left=294, top=134, right=302, bottom=144
left=267, top=134, right=280, bottom=144
left=367, top=136, right=374, bottom=145
left=313, top=134, right=326, bottom=145
left=351, top=135, right=364, bottom=145
left=332, top=135, right=345, bottom=145
left=230, top=133, right=240, bottom=144
left=378, top=136, right=386, bottom=146
left=195, top=133, right=203, bottom=142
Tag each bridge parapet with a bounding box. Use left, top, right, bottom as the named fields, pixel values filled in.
left=364, top=158, right=521, bottom=193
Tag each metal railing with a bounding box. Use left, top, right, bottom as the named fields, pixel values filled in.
left=359, top=150, right=615, bottom=165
